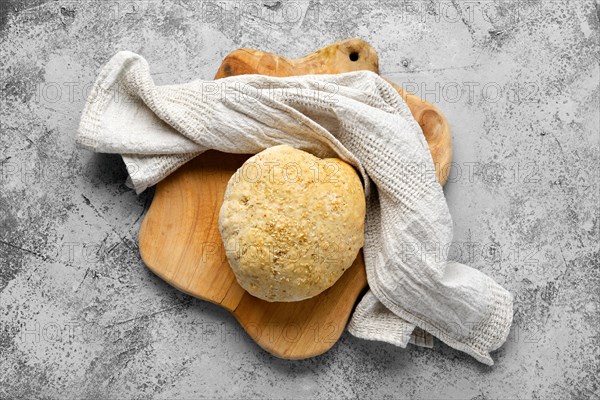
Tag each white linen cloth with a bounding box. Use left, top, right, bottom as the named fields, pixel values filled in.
left=77, top=51, right=513, bottom=365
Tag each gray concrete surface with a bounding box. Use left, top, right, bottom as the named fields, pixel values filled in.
left=1, top=0, right=599, bottom=399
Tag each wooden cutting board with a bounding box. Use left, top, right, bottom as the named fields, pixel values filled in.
left=139, top=38, right=452, bottom=359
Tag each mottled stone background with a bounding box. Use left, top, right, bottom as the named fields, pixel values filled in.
left=1, top=0, right=598, bottom=398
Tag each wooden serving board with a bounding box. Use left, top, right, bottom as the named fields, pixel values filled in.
left=139, top=39, right=452, bottom=359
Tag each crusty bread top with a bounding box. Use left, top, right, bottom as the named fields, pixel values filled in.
left=218, top=145, right=366, bottom=302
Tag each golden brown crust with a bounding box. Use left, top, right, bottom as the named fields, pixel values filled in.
left=218, top=145, right=366, bottom=302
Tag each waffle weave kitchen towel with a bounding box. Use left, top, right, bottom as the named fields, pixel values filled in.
left=77, top=51, right=513, bottom=365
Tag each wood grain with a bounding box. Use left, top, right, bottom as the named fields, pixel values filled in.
left=139, top=38, right=452, bottom=359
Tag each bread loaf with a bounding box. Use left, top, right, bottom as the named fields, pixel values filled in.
left=218, top=145, right=366, bottom=302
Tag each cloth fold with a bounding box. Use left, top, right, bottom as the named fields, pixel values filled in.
left=77, top=51, right=513, bottom=365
